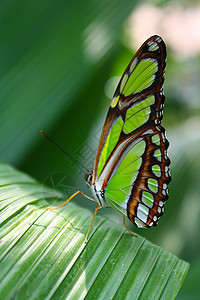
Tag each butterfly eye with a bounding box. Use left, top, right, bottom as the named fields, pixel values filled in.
left=85, top=171, right=93, bottom=187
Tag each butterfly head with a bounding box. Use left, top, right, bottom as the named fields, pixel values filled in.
left=85, top=171, right=93, bottom=188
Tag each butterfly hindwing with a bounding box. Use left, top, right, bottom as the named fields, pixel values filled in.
left=93, top=35, right=171, bottom=228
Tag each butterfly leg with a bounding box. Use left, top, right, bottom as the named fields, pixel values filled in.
left=85, top=204, right=102, bottom=244
left=123, top=216, right=137, bottom=237
left=47, top=191, right=95, bottom=210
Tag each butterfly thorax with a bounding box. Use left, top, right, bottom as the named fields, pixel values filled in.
left=85, top=171, right=109, bottom=208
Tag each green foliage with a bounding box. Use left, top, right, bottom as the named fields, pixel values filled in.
left=0, top=0, right=138, bottom=167
left=0, top=162, right=189, bottom=299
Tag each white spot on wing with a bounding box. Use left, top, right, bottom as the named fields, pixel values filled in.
left=165, top=166, right=169, bottom=177
left=137, top=203, right=149, bottom=223
left=163, top=183, right=168, bottom=189
left=153, top=215, right=157, bottom=222
left=145, top=129, right=154, bottom=135
left=157, top=207, right=161, bottom=214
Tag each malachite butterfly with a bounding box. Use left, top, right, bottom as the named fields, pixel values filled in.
left=47, top=35, right=171, bottom=242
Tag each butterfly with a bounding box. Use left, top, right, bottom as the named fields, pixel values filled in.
left=45, top=35, right=171, bottom=243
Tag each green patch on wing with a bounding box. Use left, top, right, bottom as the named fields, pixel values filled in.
left=106, top=196, right=127, bottom=216
left=152, top=134, right=161, bottom=146
left=154, top=149, right=162, bottom=162
left=105, top=140, right=146, bottom=204
left=97, top=117, right=123, bottom=178
left=152, top=164, right=161, bottom=177
left=123, top=95, right=155, bottom=134
left=142, top=191, right=154, bottom=208
left=122, top=59, right=158, bottom=96
left=148, top=178, right=158, bottom=193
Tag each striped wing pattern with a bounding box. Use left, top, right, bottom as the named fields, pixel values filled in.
left=93, top=35, right=171, bottom=228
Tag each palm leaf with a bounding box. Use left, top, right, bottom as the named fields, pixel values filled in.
left=0, top=162, right=189, bottom=299
left=0, top=0, right=139, bottom=166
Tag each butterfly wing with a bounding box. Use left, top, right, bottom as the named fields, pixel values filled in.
left=93, top=35, right=171, bottom=228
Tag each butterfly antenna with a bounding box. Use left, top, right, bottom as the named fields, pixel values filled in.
left=40, top=130, right=89, bottom=173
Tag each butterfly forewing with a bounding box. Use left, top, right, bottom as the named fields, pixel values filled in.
left=93, top=35, right=171, bottom=228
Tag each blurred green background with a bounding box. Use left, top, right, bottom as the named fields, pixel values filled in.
left=1, top=0, right=200, bottom=298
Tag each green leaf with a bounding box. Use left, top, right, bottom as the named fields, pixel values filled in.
left=0, top=162, right=189, bottom=299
